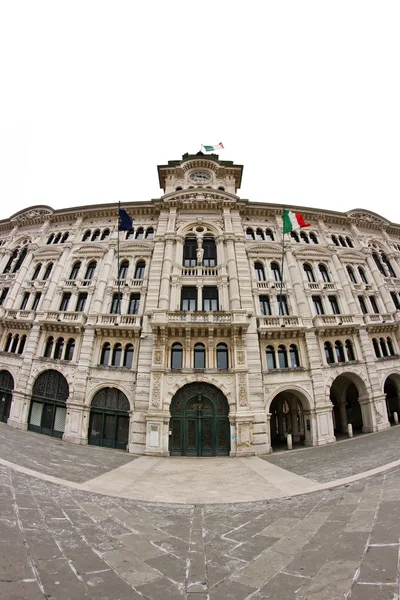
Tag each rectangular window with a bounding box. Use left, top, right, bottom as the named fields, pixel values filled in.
left=181, top=287, right=197, bottom=311
left=369, top=296, right=379, bottom=314
left=391, top=292, right=400, bottom=310
left=203, top=238, right=217, bottom=267
left=312, top=295, right=324, bottom=315
left=259, top=295, right=271, bottom=316
left=20, top=292, right=30, bottom=310
left=278, top=295, right=289, bottom=315
left=0, top=287, right=9, bottom=306
left=203, top=287, right=219, bottom=311
left=76, top=292, right=88, bottom=312
left=359, top=296, right=368, bottom=314
left=128, top=293, right=140, bottom=314
left=110, top=293, right=122, bottom=314
left=183, top=238, right=197, bottom=267
left=328, top=295, right=340, bottom=315
left=32, top=292, right=42, bottom=311
left=59, top=292, right=71, bottom=311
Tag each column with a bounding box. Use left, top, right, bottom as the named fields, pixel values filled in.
left=331, top=252, right=358, bottom=314
left=290, top=409, right=300, bottom=442
left=365, top=252, right=393, bottom=312
left=41, top=245, right=72, bottom=310
left=159, top=237, right=174, bottom=309
left=285, top=248, right=309, bottom=316
left=91, top=245, right=116, bottom=313
left=225, top=237, right=241, bottom=309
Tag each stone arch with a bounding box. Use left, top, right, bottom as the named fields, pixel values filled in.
left=86, top=383, right=134, bottom=411
left=328, top=371, right=370, bottom=435
left=177, top=222, right=223, bottom=238
left=27, top=369, right=69, bottom=438
left=383, top=372, right=400, bottom=424
left=267, top=387, right=313, bottom=449
left=165, top=375, right=234, bottom=411
left=0, top=370, right=15, bottom=423
left=87, top=387, right=131, bottom=450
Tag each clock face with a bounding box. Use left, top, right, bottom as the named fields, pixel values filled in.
left=190, top=171, right=211, bottom=183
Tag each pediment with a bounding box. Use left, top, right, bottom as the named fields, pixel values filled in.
left=292, top=246, right=333, bottom=259
left=72, top=244, right=108, bottom=258
left=246, top=243, right=282, bottom=257
left=337, top=250, right=367, bottom=261
left=11, top=206, right=54, bottom=225
left=33, top=245, right=64, bottom=259
left=347, top=210, right=389, bottom=229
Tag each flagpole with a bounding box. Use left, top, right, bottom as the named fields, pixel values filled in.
left=279, top=208, right=286, bottom=317
left=117, top=202, right=121, bottom=315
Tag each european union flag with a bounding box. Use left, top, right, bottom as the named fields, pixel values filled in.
left=118, top=208, right=133, bottom=231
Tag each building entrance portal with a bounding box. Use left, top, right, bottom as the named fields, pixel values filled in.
left=169, top=383, right=230, bottom=456
left=0, top=370, right=14, bottom=423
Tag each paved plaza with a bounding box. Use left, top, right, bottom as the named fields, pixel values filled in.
left=1, top=424, right=400, bottom=599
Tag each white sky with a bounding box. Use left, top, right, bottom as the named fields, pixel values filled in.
left=0, top=1, right=399, bottom=224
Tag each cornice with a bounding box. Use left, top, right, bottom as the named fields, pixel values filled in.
left=292, top=246, right=333, bottom=259
left=32, top=245, right=65, bottom=260
left=246, top=243, right=282, bottom=257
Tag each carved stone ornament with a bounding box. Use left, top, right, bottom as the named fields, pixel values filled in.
left=11, top=208, right=53, bottom=225
left=246, top=244, right=281, bottom=258
left=151, top=372, right=162, bottom=407
left=238, top=373, right=248, bottom=406
left=153, top=349, right=163, bottom=365
left=348, top=211, right=389, bottom=228
left=236, top=350, right=245, bottom=365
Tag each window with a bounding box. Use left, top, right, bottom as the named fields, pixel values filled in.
left=54, top=337, right=64, bottom=360
left=18, top=335, right=26, bottom=355
left=100, top=342, right=111, bottom=365
left=32, top=293, right=41, bottom=311
left=372, top=338, right=381, bottom=357
left=259, top=295, right=271, bottom=316
left=11, top=335, right=19, bottom=354
left=181, top=287, right=197, bottom=311
left=76, top=293, right=88, bottom=312
left=278, top=345, right=288, bottom=368
left=112, top=343, right=122, bottom=367
left=346, top=237, right=353, bottom=248
left=271, top=262, right=281, bottom=282
left=345, top=339, right=355, bottom=361
left=347, top=266, right=357, bottom=283
left=194, top=343, right=205, bottom=369
left=61, top=232, right=69, bottom=243
left=124, top=344, right=134, bottom=368
left=255, top=262, right=266, bottom=281
left=135, top=227, right=144, bottom=240
left=203, top=237, right=217, bottom=266
left=289, top=344, right=300, bottom=367
left=203, top=287, right=218, bottom=311
left=145, top=228, right=154, bottom=240
left=0, top=287, right=9, bottom=306
left=84, top=261, right=97, bottom=280
left=358, top=267, right=368, bottom=284
left=64, top=339, right=75, bottom=361
left=91, top=229, right=100, bottom=241
left=328, top=295, right=340, bottom=314
left=69, top=262, right=81, bottom=280
left=359, top=296, right=368, bottom=314
left=372, top=253, right=386, bottom=276
left=32, top=263, right=42, bottom=280
left=265, top=229, right=275, bottom=241
left=335, top=340, right=345, bottom=362
left=128, top=293, right=140, bottom=314
left=47, top=234, right=54, bottom=244
left=43, top=263, right=53, bottom=280
left=331, top=235, right=339, bottom=246
left=20, top=292, right=30, bottom=310
left=183, top=237, right=197, bottom=266
left=387, top=337, right=395, bottom=356
left=125, top=229, right=135, bottom=240
left=12, top=247, right=27, bottom=273
left=3, top=248, right=18, bottom=273
left=111, top=293, right=123, bottom=314
left=339, top=236, right=346, bottom=247
left=59, top=292, right=71, bottom=312
left=291, top=231, right=300, bottom=242
left=246, top=228, right=255, bottom=240
left=101, top=229, right=110, bottom=241
left=324, top=342, right=335, bottom=364
left=171, top=343, right=183, bottom=369
left=54, top=233, right=61, bottom=244
left=303, top=264, right=315, bottom=282
left=119, top=260, right=129, bottom=279
left=44, top=336, right=54, bottom=358
left=391, top=292, right=400, bottom=310
left=380, top=337, right=388, bottom=357
left=82, top=230, right=91, bottom=241
left=370, top=296, right=379, bottom=314
left=312, top=295, right=324, bottom=315
left=309, top=233, right=318, bottom=244
left=134, top=261, right=145, bottom=279
left=266, top=346, right=276, bottom=369
left=319, top=264, right=330, bottom=282
left=4, top=333, right=12, bottom=353
left=256, top=228, right=265, bottom=240
left=216, top=343, right=229, bottom=369
left=381, top=253, right=396, bottom=277
left=300, top=232, right=309, bottom=244
left=278, top=295, right=289, bottom=315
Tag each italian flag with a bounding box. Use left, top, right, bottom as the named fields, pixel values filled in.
left=203, top=142, right=224, bottom=152
left=283, top=209, right=311, bottom=234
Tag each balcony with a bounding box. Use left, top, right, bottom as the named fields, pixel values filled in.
left=363, top=313, right=396, bottom=329
left=40, top=311, right=87, bottom=330
left=63, top=278, right=96, bottom=289
left=89, top=313, right=142, bottom=336
left=257, top=315, right=306, bottom=339
left=150, top=310, right=250, bottom=337
left=2, top=309, right=35, bottom=327
left=181, top=266, right=218, bottom=277
left=305, top=281, right=337, bottom=291
left=313, top=313, right=362, bottom=335
left=256, top=280, right=286, bottom=291
left=112, top=278, right=144, bottom=288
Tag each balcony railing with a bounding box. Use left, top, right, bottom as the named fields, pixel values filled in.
left=41, top=311, right=87, bottom=325
left=112, top=278, right=144, bottom=287
left=4, top=309, right=35, bottom=322
left=363, top=313, right=395, bottom=325
left=95, top=314, right=142, bottom=327
left=181, top=266, right=218, bottom=277
left=313, top=314, right=358, bottom=327
left=257, top=315, right=303, bottom=328
left=256, top=280, right=286, bottom=290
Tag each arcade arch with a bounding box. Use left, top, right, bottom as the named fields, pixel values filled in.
left=268, top=390, right=312, bottom=449
left=383, top=374, right=400, bottom=423
left=329, top=373, right=368, bottom=435
left=88, top=387, right=130, bottom=450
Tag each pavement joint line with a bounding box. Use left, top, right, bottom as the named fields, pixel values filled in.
left=3, top=453, right=400, bottom=504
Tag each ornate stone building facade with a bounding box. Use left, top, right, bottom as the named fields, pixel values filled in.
left=0, top=152, right=400, bottom=456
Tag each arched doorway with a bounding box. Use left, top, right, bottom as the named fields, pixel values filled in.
left=0, top=370, right=14, bottom=423
left=269, top=391, right=308, bottom=450
left=88, top=388, right=130, bottom=450
left=330, top=374, right=364, bottom=435
left=28, top=370, right=69, bottom=438
left=384, top=376, right=400, bottom=423
left=169, top=383, right=230, bottom=456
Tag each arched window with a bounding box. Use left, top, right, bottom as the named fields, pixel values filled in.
left=331, top=235, right=339, bottom=246
left=123, top=344, right=134, bottom=368
left=18, top=335, right=26, bottom=355
left=32, top=264, right=42, bottom=280
left=135, top=227, right=144, bottom=240
left=194, top=343, right=205, bottom=369
left=324, top=341, right=334, bottom=364
left=347, top=266, right=357, bottom=283
left=54, top=233, right=61, bottom=244
left=345, top=339, right=355, bottom=361
left=291, top=231, right=300, bottom=242
left=387, top=337, right=395, bottom=356
left=44, top=336, right=54, bottom=358
left=254, top=262, right=266, bottom=281
left=82, top=230, right=91, bottom=241
left=278, top=345, right=288, bottom=368
left=112, top=343, right=122, bottom=367
left=54, top=337, right=64, bottom=360
left=339, top=236, right=346, bottom=247
left=43, top=263, right=53, bottom=280
left=216, top=343, right=229, bottom=369
left=203, top=237, right=217, bottom=266
left=64, top=339, right=75, bottom=361
left=265, top=229, right=275, bottom=241
left=372, top=252, right=386, bottom=275
left=100, top=342, right=111, bottom=365
left=319, top=264, right=330, bottom=282
left=381, top=253, right=396, bottom=278
left=47, top=234, right=54, bottom=245
left=289, top=344, right=300, bottom=367
left=134, top=261, right=145, bottom=279
left=346, top=237, right=353, bottom=248
left=246, top=228, right=255, bottom=240
left=4, top=333, right=12, bottom=353
left=61, top=232, right=69, bottom=243
left=176, top=186, right=183, bottom=191
left=84, top=261, right=97, bottom=280
left=125, top=229, right=135, bottom=240
left=183, top=237, right=197, bottom=266
left=69, top=261, right=81, bottom=280
left=171, top=343, right=183, bottom=370
left=300, top=232, right=309, bottom=244
left=118, top=260, right=129, bottom=279
left=266, top=346, right=276, bottom=369
left=256, top=228, right=265, bottom=240
left=145, top=228, right=154, bottom=240
left=309, top=232, right=318, bottom=244
left=372, top=338, right=381, bottom=357
left=380, top=337, right=388, bottom=357
left=218, top=186, right=225, bottom=191
left=101, top=229, right=110, bottom=240
left=271, top=262, right=281, bottom=282
left=358, top=267, right=368, bottom=284
left=303, top=264, right=315, bottom=282
left=335, top=340, right=345, bottom=362
left=11, top=334, right=19, bottom=354
left=91, top=229, right=100, bottom=241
